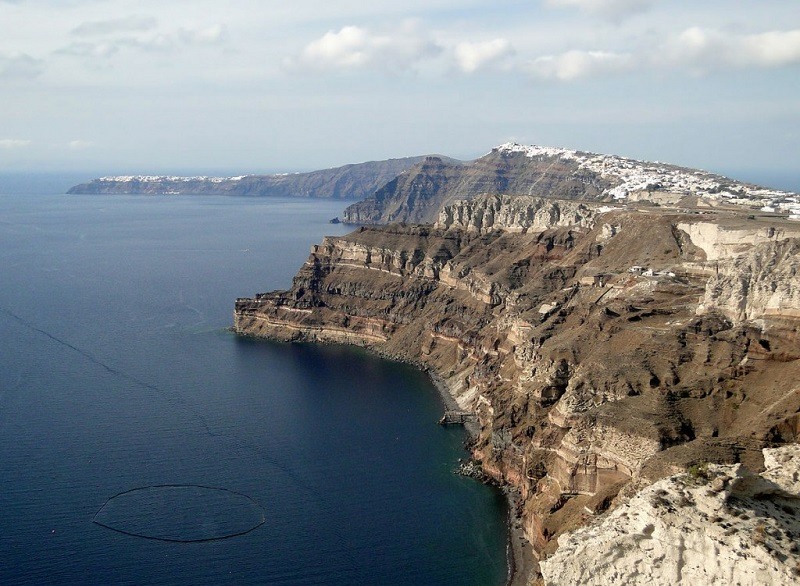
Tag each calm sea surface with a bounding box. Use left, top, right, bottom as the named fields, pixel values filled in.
left=0, top=186, right=508, bottom=585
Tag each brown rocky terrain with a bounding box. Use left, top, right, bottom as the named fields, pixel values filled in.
left=341, top=151, right=608, bottom=224
left=342, top=144, right=798, bottom=224
left=235, top=194, right=800, bottom=583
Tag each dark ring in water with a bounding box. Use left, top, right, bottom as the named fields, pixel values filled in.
left=93, top=484, right=266, bottom=543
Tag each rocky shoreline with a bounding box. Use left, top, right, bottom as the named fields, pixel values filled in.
left=376, top=351, right=539, bottom=586
left=234, top=329, right=535, bottom=584
left=355, top=347, right=538, bottom=585
left=427, top=367, right=536, bottom=586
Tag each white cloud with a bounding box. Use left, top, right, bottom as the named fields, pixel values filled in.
left=667, top=27, right=800, bottom=71
left=58, top=41, right=121, bottom=59
left=454, top=39, right=514, bottom=73
left=71, top=16, right=158, bottom=37
left=68, top=140, right=94, bottom=150
left=0, top=139, right=32, bottom=149
left=289, top=24, right=442, bottom=72
left=287, top=20, right=800, bottom=83
left=527, top=49, right=634, bottom=80
left=544, top=0, right=655, bottom=20
left=524, top=26, right=800, bottom=82
left=57, top=23, right=227, bottom=62
left=0, top=52, right=44, bottom=79
left=301, top=26, right=372, bottom=68
left=178, top=24, right=226, bottom=45
left=745, top=29, right=800, bottom=66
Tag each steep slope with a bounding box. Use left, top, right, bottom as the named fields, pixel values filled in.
left=342, top=144, right=799, bottom=224
left=540, top=445, right=800, bottom=585
left=235, top=195, right=800, bottom=581
left=68, top=156, right=455, bottom=199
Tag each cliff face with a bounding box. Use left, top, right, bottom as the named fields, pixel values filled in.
left=235, top=194, right=800, bottom=578
left=678, top=220, right=800, bottom=321
left=436, top=194, right=598, bottom=234
left=698, top=239, right=800, bottom=323
left=337, top=157, right=464, bottom=223
left=67, top=156, right=447, bottom=198
left=341, top=149, right=609, bottom=224
left=341, top=143, right=798, bottom=224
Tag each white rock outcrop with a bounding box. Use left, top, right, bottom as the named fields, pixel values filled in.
left=436, top=194, right=596, bottom=233
left=540, top=445, right=800, bottom=586
left=698, top=238, right=800, bottom=323
left=677, top=222, right=800, bottom=261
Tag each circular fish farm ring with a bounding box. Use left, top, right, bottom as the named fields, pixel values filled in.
left=93, top=484, right=266, bottom=543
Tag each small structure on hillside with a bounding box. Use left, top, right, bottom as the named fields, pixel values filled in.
left=579, top=273, right=608, bottom=287
left=438, top=411, right=475, bottom=426
left=539, top=303, right=560, bottom=316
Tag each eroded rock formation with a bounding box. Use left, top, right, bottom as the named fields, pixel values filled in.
left=540, top=445, right=800, bottom=585
left=435, top=195, right=598, bottom=234
left=235, top=194, right=800, bottom=582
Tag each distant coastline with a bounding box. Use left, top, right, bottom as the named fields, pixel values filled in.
left=64, top=156, right=451, bottom=199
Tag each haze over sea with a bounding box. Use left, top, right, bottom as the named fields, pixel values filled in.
left=0, top=176, right=508, bottom=585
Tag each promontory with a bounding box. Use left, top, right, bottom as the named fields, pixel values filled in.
left=234, top=143, right=800, bottom=584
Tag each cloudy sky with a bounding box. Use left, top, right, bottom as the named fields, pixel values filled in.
left=1, top=0, right=798, bottom=177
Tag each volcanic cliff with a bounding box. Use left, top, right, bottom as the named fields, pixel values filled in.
left=342, top=143, right=799, bottom=224
left=235, top=146, right=800, bottom=583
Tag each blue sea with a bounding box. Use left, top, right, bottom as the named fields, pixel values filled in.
left=0, top=179, right=508, bottom=585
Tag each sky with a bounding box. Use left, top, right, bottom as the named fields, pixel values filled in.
left=1, top=0, right=799, bottom=177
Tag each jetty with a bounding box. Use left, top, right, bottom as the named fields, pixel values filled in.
left=438, top=411, right=475, bottom=425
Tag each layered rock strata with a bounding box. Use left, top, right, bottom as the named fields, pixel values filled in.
left=435, top=195, right=598, bottom=234
left=342, top=144, right=798, bottom=224
left=235, top=194, right=800, bottom=581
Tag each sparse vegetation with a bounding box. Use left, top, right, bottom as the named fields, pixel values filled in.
left=687, top=462, right=711, bottom=484
left=753, top=522, right=767, bottom=545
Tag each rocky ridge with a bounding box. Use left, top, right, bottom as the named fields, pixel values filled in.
left=342, top=143, right=799, bottom=224
left=235, top=193, right=800, bottom=583
left=67, top=156, right=446, bottom=199
left=435, top=195, right=599, bottom=234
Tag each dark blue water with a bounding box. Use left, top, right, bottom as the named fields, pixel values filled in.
left=0, top=190, right=508, bottom=585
